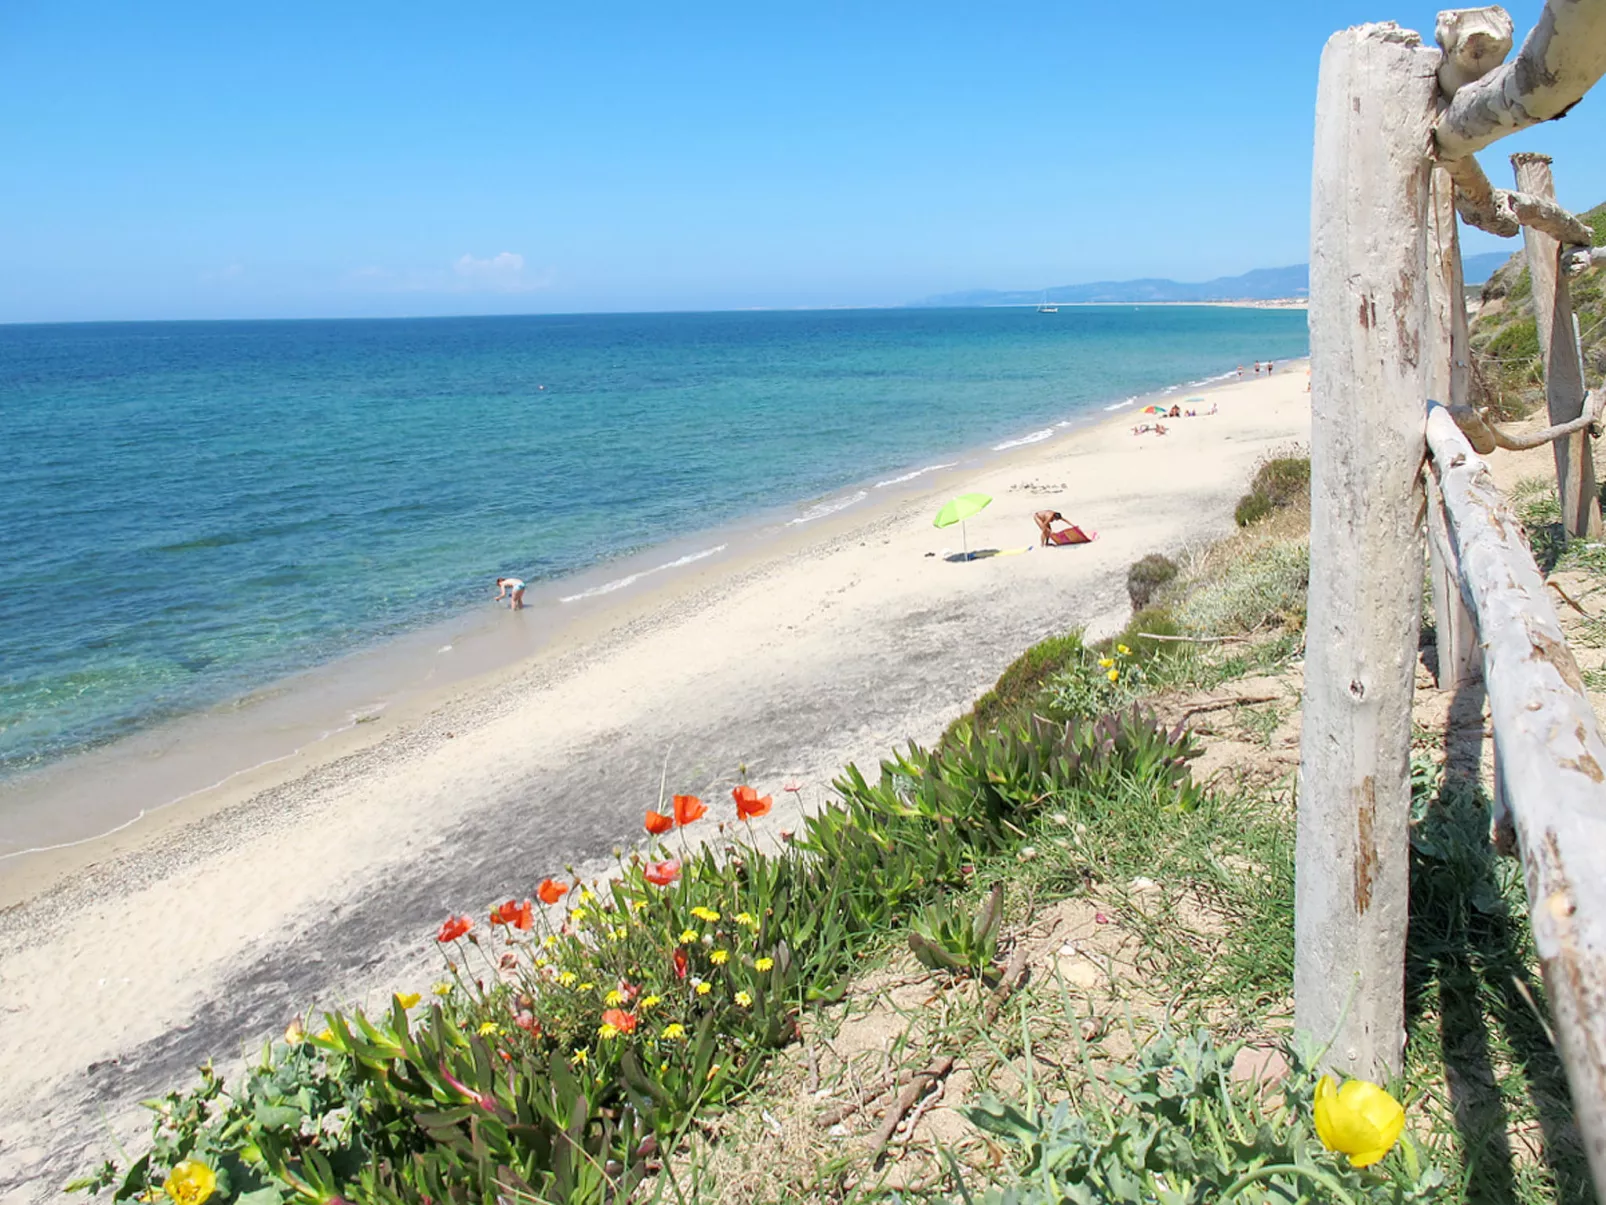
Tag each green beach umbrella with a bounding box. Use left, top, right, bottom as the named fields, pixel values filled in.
left=934, top=492, right=992, bottom=559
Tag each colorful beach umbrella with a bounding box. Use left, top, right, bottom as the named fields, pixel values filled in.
left=1141, top=405, right=1168, bottom=415
left=934, top=493, right=992, bottom=560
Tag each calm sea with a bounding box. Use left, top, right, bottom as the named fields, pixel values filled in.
left=0, top=307, right=1307, bottom=783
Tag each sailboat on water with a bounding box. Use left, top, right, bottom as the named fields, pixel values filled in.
left=1036, top=291, right=1059, bottom=314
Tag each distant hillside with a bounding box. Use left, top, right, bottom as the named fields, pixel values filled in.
left=1469, top=201, right=1606, bottom=419
left=914, top=253, right=1512, bottom=310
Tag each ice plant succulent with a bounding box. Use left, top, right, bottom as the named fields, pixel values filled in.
left=733, top=783, right=772, bottom=820
left=1313, top=1075, right=1406, bottom=1168
left=162, top=1160, right=217, bottom=1205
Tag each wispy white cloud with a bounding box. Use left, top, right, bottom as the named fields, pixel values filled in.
left=346, top=253, right=550, bottom=295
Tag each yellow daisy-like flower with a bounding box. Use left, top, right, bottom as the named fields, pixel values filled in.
left=630, top=899, right=646, bottom=911
left=640, top=995, right=662, bottom=1009
left=477, top=1021, right=500, bottom=1037
left=663, top=1023, right=687, bottom=1040
left=571, top=1048, right=588, bottom=1065
left=162, top=1159, right=217, bottom=1205
left=1117, top=644, right=1131, bottom=656
left=558, top=971, right=578, bottom=987
left=283, top=1019, right=306, bottom=1046
left=735, top=912, right=758, bottom=927
left=394, top=992, right=421, bottom=1010
left=315, top=1027, right=333, bottom=1042
left=433, top=980, right=454, bottom=996
left=579, top=889, right=597, bottom=904
left=680, top=928, right=700, bottom=944
left=577, top=981, right=595, bottom=992
left=610, top=926, right=629, bottom=941
left=1098, top=657, right=1115, bottom=669
left=1313, top=1076, right=1406, bottom=1168
left=598, top=1022, right=619, bottom=1039
left=570, top=907, right=588, bottom=923
left=754, top=956, right=774, bottom=973
left=605, top=989, right=625, bottom=1006
left=690, top=906, right=721, bottom=923
left=542, top=934, right=558, bottom=949
left=534, top=957, right=548, bottom=969
left=734, top=990, right=753, bottom=1007
left=695, top=981, right=712, bottom=996
left=1106, top=668, right=1120, bottom=682
left=710, top=949, right=729, bottom=965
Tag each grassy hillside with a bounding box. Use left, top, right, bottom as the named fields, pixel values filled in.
left=1470, top=200, right=1606, bottom=418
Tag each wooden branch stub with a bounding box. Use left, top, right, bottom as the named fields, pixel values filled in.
left=1443, top=153, right=1594, bottom=245
left=1426, top=404, right=1606, bottom=1196
left=1435, top=7, right=1516, bottom=97
left=1564, top=246, right=1606, bottom=277
left=1436, top=0, right=1606, bottom=158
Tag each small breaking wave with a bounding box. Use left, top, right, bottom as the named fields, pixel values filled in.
left=1103, top=396, right=1139, bottom=412
left=560, top=544, right=728, bottom=603
left=874, top=463, right=957, bottom=488
left=992, top=428, right=1054, bottom=451
left=787, top=491, right=868, bottom=526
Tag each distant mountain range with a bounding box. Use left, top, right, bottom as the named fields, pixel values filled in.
left=910, top=252, right=1510, bottom=308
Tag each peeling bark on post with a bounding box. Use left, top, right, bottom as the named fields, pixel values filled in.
left=1435, top=7, right=1515, bottom=97
left=1514, top=152, right=1602, bottom=539
left=1298, top=23, right=1437, bottom=1081
left=1427, top=404, right=1606, bottom=1197
left=1426, top=166, right=1481, bottom=690
left=1436, top=0, right=1606, bottom=158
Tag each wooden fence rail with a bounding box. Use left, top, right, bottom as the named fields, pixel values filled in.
left=1299, top=2, right=1606, bottom=1196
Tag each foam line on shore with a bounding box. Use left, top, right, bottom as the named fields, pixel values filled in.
left=786, top=491, right=867, bottom=526
left=874, top=463, right=957, bottom=488
left=992, top=428, right=1055, bottom=450
left=559, top=544, right=730, bottom=603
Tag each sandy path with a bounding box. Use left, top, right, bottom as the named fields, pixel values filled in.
left=0, top=369, right=1309, bottom=1199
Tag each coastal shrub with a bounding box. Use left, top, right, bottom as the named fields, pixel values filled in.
left=950, top=629, right=1087, bottom=740
left=945, top=1030, right=1450, bottom=1204
left=1234, top=456, right=1310, bottom=527
left=1126, top=552, right=1177, bottom=610
left=78, top=707, right=1203, bottom=1205
left=1175, top=539, right=1310, bottom=637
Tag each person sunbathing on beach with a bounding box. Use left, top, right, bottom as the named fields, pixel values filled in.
left=495, top=576, right=526, bottom=610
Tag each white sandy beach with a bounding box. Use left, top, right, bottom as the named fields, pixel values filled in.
left=0, top=366, right=1310, bottom=1200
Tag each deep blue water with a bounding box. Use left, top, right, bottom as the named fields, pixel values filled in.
left=0, top=307, right=1307, bottom=778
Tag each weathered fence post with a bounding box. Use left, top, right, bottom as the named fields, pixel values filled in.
left=1513, top=151, right=1602, bottom=539
left=1425, top=164, right=1481, bottom=691
left=1297, top=22, right=1438, bottom=1081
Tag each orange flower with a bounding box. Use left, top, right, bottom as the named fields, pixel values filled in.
left=505, top=899, right=535, bottom=930
left=644, top=858, right=681, bottom=887
left=644, top=809, right=675, bottom=835
left=436, top=915, right=473, bottom=943
left=601, top=1007, right=638, bottom=1034
left=672, top=947, right=690, bottom=980
left=537, top=878, right=567, bottom=905
left=673, top=794, right=706, bottom=826
left=733, top=784, right=773, bottom=820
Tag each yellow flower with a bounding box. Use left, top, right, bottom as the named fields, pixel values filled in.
left=394, top=992, right=421, bottom=1010
left=755, top=957, right=774, bottom=972
left=710, top=949, right=730, bottom=965
left=578, top=982, right=595, bottom=992
left=283, top=1019, right=306, bottom=1046
left=570, top=907, right=588, bottom=923
left=534, top=957, right=548, bottom=969
left=315, top=1027, right=333, bottom=1042
left=1313, top=1075, right=1406, bottom=1168
left=735, top=912, right=758, bottom=927
left=695, top=981, right=712, bottom=996
left=558, top=971, right=578, bottom=987
left=1098, top=657, right=1114, bottom=669
left=605, top=989, right=625, bottom=1006
left=663, top=1023, right=687, bottom=1040
left=735, top=990, right=753, bottom=1007
left=680, top=928, right=700, bottom=944
left=162, top=1159, right=217, bottom=1205
left=690, top=906, right=720, bottom=923
left=1117, top=644, right=1131, bottom=656
left=542, top=935, right=558, bottom=949
left=598, top=1022, right=619, bottom=1039
left=630, top=899, right=646, bottom=911
left=579, top=889, right=597, bottom=904
left=1106, top=669, right=1120, bottom=682
left=640, top=995, right=662, bottom=1009
left=433, top=980, right=454, bottom=997
left=477, top=1021, right=500, bottom=1037
left=610, top=926, right=629, bottom=941
left=571, top=1048, right=588, bottom=1065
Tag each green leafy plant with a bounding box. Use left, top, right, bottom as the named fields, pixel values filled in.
left=1126, top=554, right=1178, bottom=611
left=909, top=883, right=1004, bottom=979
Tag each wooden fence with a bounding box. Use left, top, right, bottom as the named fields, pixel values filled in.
left=1298, top=2, right=1606, bottom=1193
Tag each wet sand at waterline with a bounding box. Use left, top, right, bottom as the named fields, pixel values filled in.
left=0, top=367, right=1309, bottom=1199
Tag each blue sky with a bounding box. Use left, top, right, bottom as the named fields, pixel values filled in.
left=2, top=1, right=1603, bottom=322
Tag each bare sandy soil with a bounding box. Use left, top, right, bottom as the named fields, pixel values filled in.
left=0, top=369, right=1310, bottom=1200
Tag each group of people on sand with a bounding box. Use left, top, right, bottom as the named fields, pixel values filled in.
left=1133, top=400, right=1217, bottom=436
left=1237, top=361, right=1276, bottom=377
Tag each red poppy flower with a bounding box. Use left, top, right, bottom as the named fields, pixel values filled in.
left=672, top=948, right=689, bottom=980
left=733, top=784, right=773, bottom=820
left=514, top=1011, right=542, bottom=1036
left=644, top=809, right=675, bottom=835
left=602, top=1007, right=638, bottom=1034
left=507, top=899, right=535, bottom=930
left=436, top=915, right=473, bottom=943
left=537, top=878, right=567, bottom=905
left=644, top=858, right=681, bottom=887
left=672, top=794, right=706, bottom=826
left=490, top=899, right=514, bottom=925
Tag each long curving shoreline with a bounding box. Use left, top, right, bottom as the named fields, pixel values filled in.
left=0, top=364, right=1310, bottom=1201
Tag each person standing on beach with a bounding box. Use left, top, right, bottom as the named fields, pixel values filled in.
left=495, top=576, right=526, bottom=610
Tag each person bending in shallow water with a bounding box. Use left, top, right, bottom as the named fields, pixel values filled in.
left=494, top=576, right=526, bottom=610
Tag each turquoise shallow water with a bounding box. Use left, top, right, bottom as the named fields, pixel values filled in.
left=0, top=307, right=1307, bottom=780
